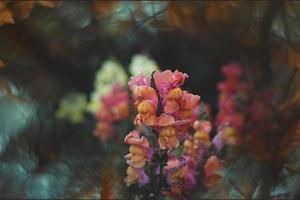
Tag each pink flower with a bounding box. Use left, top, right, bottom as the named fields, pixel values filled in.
left=128, top=74, right=151, bottom=90
left=193, top=120, right=212, bottom=133
left=222, top=63, right=242, bottom=79
left=204, top=155, right=224, bottom=188
left=130, top=84, right=158, bottom=126
left=96, top=84, right=129, bottom=122
left=124, top=131, right=152, bottom=168
left=153, top=70, right=188, bottom=96
left=124, top=166, right=149, bottom=187
left=176, top=91, right=200, bottom=121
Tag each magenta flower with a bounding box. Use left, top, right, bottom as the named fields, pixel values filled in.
left=128, top=74, right=151, bottom=90
left=221, top=63, right=242, bottom=79
left=153, top=70, right=188, bottom=96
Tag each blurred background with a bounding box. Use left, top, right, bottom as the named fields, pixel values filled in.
left=0, top=0, right=300, bottom=199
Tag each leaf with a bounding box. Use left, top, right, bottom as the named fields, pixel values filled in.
left=10, top=1, right=34, bottom=20
left=0, top=59, right=5, bottom=69
left=166, top=2, right=200, bottom=36
left=288, top=47, right=300, bottom=69
left=100, top=168, right=114, bottom=199
left=0, top=8, right=15, bottom=25
left=279, top=121, right=300, bottom=157
left=205, top=1, right=238, bottom=24
left=37, top=0, right=61, bottom=8
left=93, top=0, right=119, bottom=18
left=244, top=134, right=271, bottom=160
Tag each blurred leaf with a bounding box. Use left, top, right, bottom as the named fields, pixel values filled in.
left=205, top=1, right=238, bottom=24
left=166, top=2, right=200, bottom=36
left=0, top=7, right=15, bottom=25
left=37, top=0, right=61, bottom=8
left=279, top=121, right=300, bottom=157
left=93, top=0, right=119, bottom=18
left=100, top=168, right=114, bottom=199
left=0, top=59, right=5, bottom=69
left=10, top=1, right=34, bottom=20
left=288, top=47, right=300, bottom=69
left=244, top=134, right=271, bottom=160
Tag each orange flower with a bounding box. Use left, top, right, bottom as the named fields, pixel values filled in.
left=124, top=131, right=152, bottom=168
left=193, top=131, right=211, bottom=148
left=124, top=166, right=149, bottom=187
left=158, top=126, right=179, bottom=150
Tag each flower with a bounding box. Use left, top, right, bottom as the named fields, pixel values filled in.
left=204, top=155, right=224, bottom=188
left=124, top=131, right=152, bottom=168
left=129, top=75, right=159, bottom=126
left=94, top=122, right=114, bottom=141
left=128, top=74, right=151, bottom=90
left=176, top=91, right=200, bottom=121
left=55, top=92, right=87, bottom=123
left=96, top=84, right=129, bottom=122
left=155, top=114, right=191, bottom=149
left=129, top=54, right=160, bottom=76
left=163, top=155, right=197, bottom=197
left=158, top=126, right=179, bottom=150
left=214, top=63, right=248, bottom=150
left=153, top=70, right=188, bottom=97
left=124, top=166, right=149, bottom=187
left=87, top=59, right=127, bottom=113
left=193, top=120, right=212, bottom=133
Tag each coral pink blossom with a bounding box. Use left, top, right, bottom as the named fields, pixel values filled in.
left=96, top=84, right=129, bottom=122
left=124, top=131, right=152, bottom=168
left=128, top=74, right=151, bottom=90
left=153, top=70, right=188, bottom=96
left=222, top=63, right=242, bottom=79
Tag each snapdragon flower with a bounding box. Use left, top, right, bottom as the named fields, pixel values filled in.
left=87, top=59, right=128, bottom=113
left=214, top=64, right=248, bottom=150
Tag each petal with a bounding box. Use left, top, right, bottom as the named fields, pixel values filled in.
left=158, top=136, right=167, bottom=150
left=156, top=114, right=175, bottom=127
left=164, top=101, right=179, bottom=113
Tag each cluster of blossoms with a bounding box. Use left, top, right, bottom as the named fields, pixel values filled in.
left=94, top=84, right=129, bottom=141
left=88, top=55, right=159, bottom=141
left=213, top=64, right=249, bottom=151
left=125, top=70, right=203, bottom=198
left=123, top=65, right=252, bottom=198
left=86, top=59, right=129, bottom=141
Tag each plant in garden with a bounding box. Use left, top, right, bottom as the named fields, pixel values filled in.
left=213, top=63, right=249, bottom=151
left=124, top=70, right=222, bottom=199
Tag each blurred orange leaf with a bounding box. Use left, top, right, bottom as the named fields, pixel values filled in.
left=166, top=2, right=199, bottom=36
left=0, top=7, right=15, bottom=25
left=100, top=168, right=114, bottom=199
left=37, top=0, right=61, bottom=8
left=93, top=0, right=119, bottom=18
left=10, top=1, right=34, bottom=20
left=279, top=121, right=300, bottom=157
left=0, top=59, right=5, bottom=69
left=205, top=1, right=238, bottom=24
left=288, top=47, right=300, bottom=69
